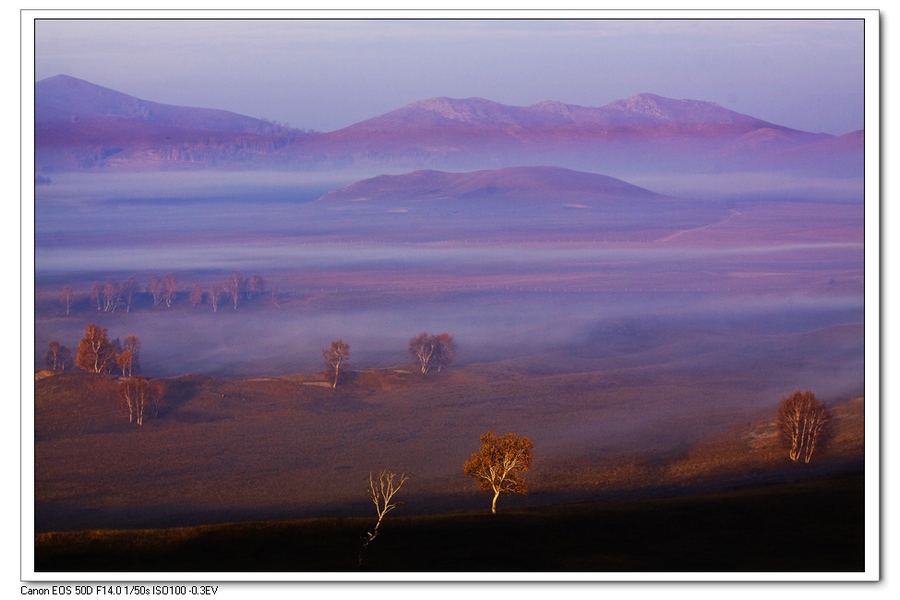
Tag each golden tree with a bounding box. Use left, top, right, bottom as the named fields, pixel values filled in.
left=115, top=334, right=140, bottom=377
left=75, top=323, right=117, bottom=374
left=464, top=431, right=534, bottom=514
left=777, top=390, right=830, bottom=463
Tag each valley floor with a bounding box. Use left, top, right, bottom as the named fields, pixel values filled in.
left=32, top=367, right=865, bottom=535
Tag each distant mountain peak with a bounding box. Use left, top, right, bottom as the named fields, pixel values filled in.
left=402, top=96, right=517, bottom=124
left=528, top=100, right=575, bottom=117
left=608, top=93, right=678, bottom=117
left=601, top=93, right=764, bottom=127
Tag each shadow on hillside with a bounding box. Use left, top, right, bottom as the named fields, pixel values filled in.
left=158, top=375, right=205, bottom=419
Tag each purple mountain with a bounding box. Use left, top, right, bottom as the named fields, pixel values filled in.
left=319, top=166, right=666, bottom=204
left=34, top=75, right=861, bottom=175
left=316, top=165, right=730, bottom=236
left=308, top=94, right=846, bottom=173
left=35, top=75, right=309, bottom=170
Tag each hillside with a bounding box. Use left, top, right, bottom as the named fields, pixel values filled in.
left=33, top=76, right=860, bottom=174
left=33, top=366, right=865, bottom=535
left=34, top=75, right=309, bottom=171
left=318, top=166, right=667, bottom=205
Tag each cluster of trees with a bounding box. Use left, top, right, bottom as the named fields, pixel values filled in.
left=44, top=340, right=72, bottom=371
left=44, top=324, right=165, bottom=426
left=322, top=332, right=457, bottom=388
left=60, top=271, right=272, bottom=315
left=195, top=271, right=270, bottom=312
left=407, top=332, right=456, bottom=374
left=118, top=376, right=166, bottom=426
left=71, top=324, right=141, bottom=377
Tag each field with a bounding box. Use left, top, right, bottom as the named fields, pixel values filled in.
left=33, top=365, right=864, bottom=572
left=30, top=171, right=867, bottom=573
left=33, top=365, right=865, bottom=534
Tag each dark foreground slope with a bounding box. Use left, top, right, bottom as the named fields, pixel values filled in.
left=35, top=473, right=864, bottom=572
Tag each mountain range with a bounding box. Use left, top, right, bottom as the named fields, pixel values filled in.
left=34, top=74, right=863, bottom=176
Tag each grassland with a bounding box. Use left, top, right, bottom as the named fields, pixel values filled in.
left=32, top=365, right=865, bottom=573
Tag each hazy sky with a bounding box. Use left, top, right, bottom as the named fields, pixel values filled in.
left=33, top=17, right=865, bottom=136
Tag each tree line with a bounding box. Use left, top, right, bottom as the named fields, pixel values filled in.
left=57, top=271, right=274, bottom=316
left=43, top=327, right=459, bottom=423
left=44, top=322, right=833, bottom=469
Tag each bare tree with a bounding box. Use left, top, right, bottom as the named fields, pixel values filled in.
left=44, top=340, right=72, bottom=371
left=464, top=431, right=534, bottom=514
left=323, top=339, right=350, bottom=388
left=227, top=271, right=245, bottom=309
left=75, top=324, right=117, bottom=374
left=208, top=285, right=223, bottom=312
left=117, top=376, right=165, bottom=425
left=408, top=332, right=457, bottom=374
left=121, top=277, right=139, bottom=313
left=147, top=277, right=165, bottom=307
left=359, top=469, right=409, bottom=568
left=89, top=282, right=102, bottom=311
left=61, top=286, right=74, bottom=316
left=102, top=280, right=121, bottom=313
left=163, top=274, right=178, bottom=308
left=777, top=390, right=830, bottom=463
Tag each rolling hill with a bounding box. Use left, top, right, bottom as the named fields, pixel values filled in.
left=317, top=166, right=668, bottom=205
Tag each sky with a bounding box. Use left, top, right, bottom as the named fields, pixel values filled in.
left=31, top=15, right=866, bottom=135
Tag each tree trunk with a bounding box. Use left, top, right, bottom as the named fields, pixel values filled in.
left=491, top=490, right=499, bottom=514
